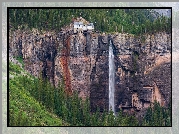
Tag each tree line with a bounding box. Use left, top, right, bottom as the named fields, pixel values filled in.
left=9, top=62, right=171, bottom=126
left=9, top=9, right=171, bottom=35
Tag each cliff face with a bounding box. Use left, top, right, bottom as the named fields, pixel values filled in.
left=9, top=29, right=171, bottom=114
left=112, top=33, right=171, bottom=116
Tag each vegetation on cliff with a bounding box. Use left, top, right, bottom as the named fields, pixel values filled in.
left=9, top=62, right=66, bottom=126
left=8, top=8, right=171, bottom=126
left=9, top=61, right=171, bottom=126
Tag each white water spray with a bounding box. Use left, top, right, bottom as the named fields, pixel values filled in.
left=109, top=40, right=115, bottom=115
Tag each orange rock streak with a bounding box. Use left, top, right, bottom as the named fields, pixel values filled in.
left=60, top=37, right=72, bottom=95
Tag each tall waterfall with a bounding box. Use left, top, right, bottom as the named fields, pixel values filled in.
left=109, top=40, right=115, bottom=115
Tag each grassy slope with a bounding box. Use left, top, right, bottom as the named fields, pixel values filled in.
left=8, top=57, right=171, bottom=126
left=9, top=61, right=67, bottom=126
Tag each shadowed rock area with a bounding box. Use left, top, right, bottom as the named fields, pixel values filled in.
left=9, top=26, right=171, bottom=116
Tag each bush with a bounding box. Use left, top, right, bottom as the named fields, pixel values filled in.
left=15, top=56, right=24, bottom=68
left=9, top=62, right=22, bottom=74
left=9, top=65, right=171, bottom=126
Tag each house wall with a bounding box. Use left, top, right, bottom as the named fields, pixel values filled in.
left=74, top=22, right=94, bottom=33
left=83, top=25, right=87, bottom=31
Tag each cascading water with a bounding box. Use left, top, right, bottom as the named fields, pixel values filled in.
left=109, top=39, right=115, bottom=115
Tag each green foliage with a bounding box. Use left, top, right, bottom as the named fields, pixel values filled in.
left=143, top=101, right=171, bottom=126
left=10, top=72, right=139, bottom=126
left=9, top=61, right=22, bottom=74
left=15, top=56, right=24, bottom=68
left=131, top=51, right=139, bottom=76
left=9, top=9, right=171, bottom=35
left=9, top=77, right=63, bottom=126
left=9, top=62, right=171, bottom=126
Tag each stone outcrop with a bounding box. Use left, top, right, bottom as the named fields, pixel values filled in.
left=112, top=32, right=171, bottom=116
left=9, top=26, right=171, bottom=115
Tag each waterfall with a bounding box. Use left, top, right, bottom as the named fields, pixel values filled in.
left=109, top=40, right=115, bottom=115
left=76, top=43, right=79, bottom=54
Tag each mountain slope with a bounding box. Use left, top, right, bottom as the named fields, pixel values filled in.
left=9, top=61, right=67, bottom=126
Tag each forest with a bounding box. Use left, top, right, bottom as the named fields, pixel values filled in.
left=9, top=8, right=171, bottom=35
left=9, top=61, right=171, bottom=126
left=8, top=8, right=171, bottom=126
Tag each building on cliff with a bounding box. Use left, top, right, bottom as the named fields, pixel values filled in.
left=74, top=21, right=94, bottom=34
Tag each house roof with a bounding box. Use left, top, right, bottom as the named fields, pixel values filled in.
left=74, top=21, right=84, bottom=25
left=74, top=22, right=79, bottom=25
left=79, top=22, right=83, bottom=25
left=87, top=23, right=94, bottom=26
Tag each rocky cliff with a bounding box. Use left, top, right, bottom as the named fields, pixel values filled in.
left=111, top=32, right=171, bottom=117
left=9, top=28, right=171, bottom=115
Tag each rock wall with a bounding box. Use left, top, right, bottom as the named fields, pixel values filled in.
left=9, top=29, right=110, bottom=112
left=112, top=32, right=171, bottom=116
left=9, top=29, right=171, bottom=115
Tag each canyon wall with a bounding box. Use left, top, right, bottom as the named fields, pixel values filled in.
left=9, top=29, right=171, bottom=115
left=112, top=33, right=171, bottom=117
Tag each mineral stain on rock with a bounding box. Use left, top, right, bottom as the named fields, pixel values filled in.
left=9, top=23, right=171, bottom=116
left=60, top=37, right=72, bottom=95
